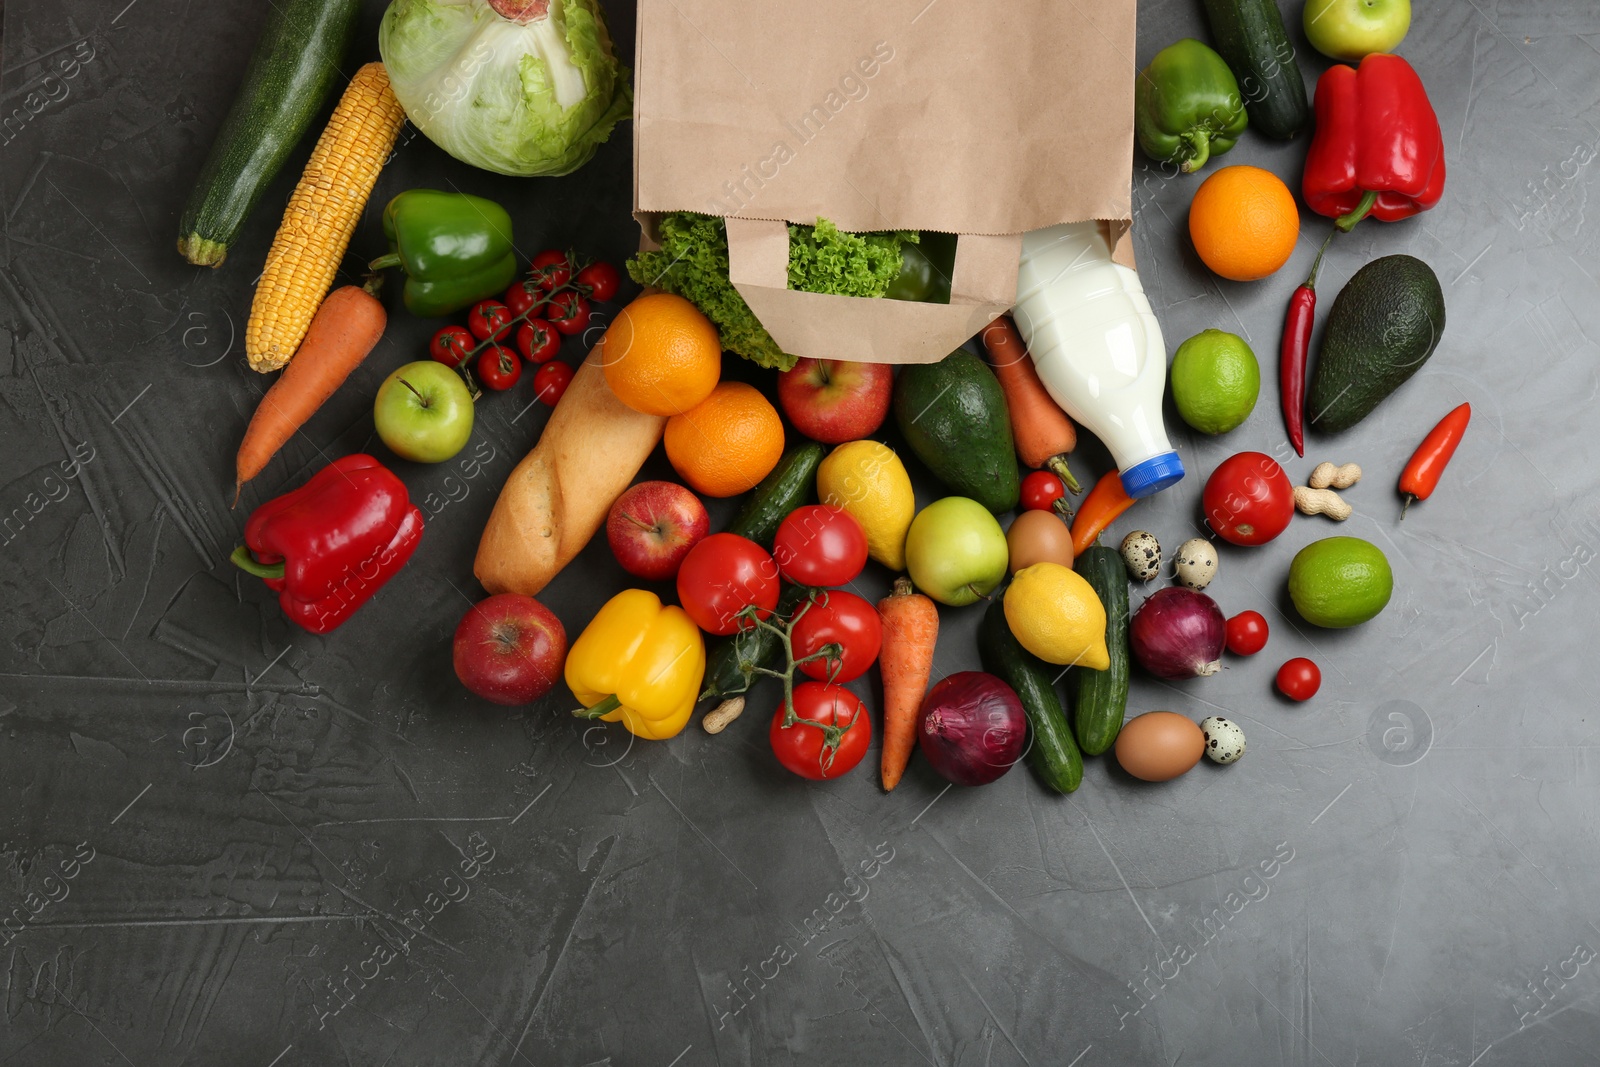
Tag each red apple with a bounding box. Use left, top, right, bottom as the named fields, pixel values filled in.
left=606, top=481, right=710, bottom=581
left=777, top=358, right=893, bottom=444
left=453, top=594, right=567, bottom=706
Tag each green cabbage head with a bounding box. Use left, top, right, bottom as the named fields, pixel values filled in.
left=379, top=0, right=632, bottom=177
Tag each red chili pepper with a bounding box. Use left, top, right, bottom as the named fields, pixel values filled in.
left=232, top=455, right=424, bottom=633
left=1399, top=403, right=1471, bottom=518
left=1280, top=228, right=1336, bottom=457
left=1069, top=470, right=1137, bottom=558
left=1302, top=54, right=1446, bottom=231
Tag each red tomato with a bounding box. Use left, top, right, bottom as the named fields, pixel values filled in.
left=504, top=279, right=543, bottom=319
left=530, top=249, right=572, bottom=290
left=547, top=292, right=591, bottom=336
left=517, top=319, right=560, bottom=364
left=533, top=361, right=573, bottom=406
left=789, top=590, right=882, bottom=682
left=1020, top=470, right=1067, bottom=511
left=476, top=345, right=521, bottom=391
left=1225, top=610, right=1269, bottom=655
left=1203, top=452, right=1294, bottom=546
left=769, top=682, right=871, bottom=780
left=675, top=533, right=780, bottom=636
left=772, top=506, right=868, bottom=587
left=429, top=325, right=474, bottom=367
left=467, top=300, right=513, bottom=343
left=576, top=261, right=621, bottom=302
left=1276, top=657, right=1321, bottom=701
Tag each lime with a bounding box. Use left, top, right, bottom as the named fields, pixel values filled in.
left=1288, top=537, right=1393, bottom=628
left=1170, top=329, right=1260, bottom=434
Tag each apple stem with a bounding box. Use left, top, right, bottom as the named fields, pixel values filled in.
left=397, top=377, right=428, bottom=407
left=966, top=583, right=993, bottom=602
left=574, top=694, right=622, bottom=719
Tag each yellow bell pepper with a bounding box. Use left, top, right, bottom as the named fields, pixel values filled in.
left=566, top=589, right=705, bottom=740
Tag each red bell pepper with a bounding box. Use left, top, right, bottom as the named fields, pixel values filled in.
left=232, top=455, right=424, bottom=634
left=1302, top=54, right=1445, bottom=231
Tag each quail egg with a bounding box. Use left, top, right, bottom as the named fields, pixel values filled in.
left=1173, top=537, right=1218, bottom=591
left=1199, top=716, right=1246, bottom=764
left=1120, top=530, right=1162, bottom=582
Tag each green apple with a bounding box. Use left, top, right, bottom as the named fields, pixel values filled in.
left=374, top=361, right=474, bottom=463
left=904, top=497, right=1009, bottom=607
left=1303, top=0, right=1410, bottom=62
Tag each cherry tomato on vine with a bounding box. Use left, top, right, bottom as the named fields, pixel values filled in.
left=1225, top=610, right=1269, bottom=656
left=675, top=533, right=780, bottom=636
left=533, top=361, right=573, bottom=406
left=789, top=590, right=882, bottom=682
left=467, top=300, right=513, bottom=343
left=429, top=324, right=474, bottom=367
left=575, top=261, right=621, bottom=302
left=1020, top=470, right=1067, bottom=511
left=503, top=279, right=544, bottom=319
left=529, top=249, right=572, bottom=290
left=546, top=292, right=591, bottom=336
left=1202, top=452, right=1294, bottom=546
left=476, top=345, right=521, bottom=391
left=770, top=682, right=871, bottom=780
left=516, top=319, right=560, bottom=364
left=772, top=505, right=868, bottom=587
left=1276, top=657, right=1321, bottom=701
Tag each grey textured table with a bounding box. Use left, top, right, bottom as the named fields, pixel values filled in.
left=2, top=0, right=1597, bottom=1064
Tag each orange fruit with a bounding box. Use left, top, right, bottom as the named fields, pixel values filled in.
left=601, top=293, right=722, bottom=416
left=665, top=382, right=785, bottom=498
left=1188, top=165, right=1300, bottom=282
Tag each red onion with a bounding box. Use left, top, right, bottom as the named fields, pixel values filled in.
left=917, top=672, right=1027, bottom=786
left=1130, top=588, right=1226, bottom=679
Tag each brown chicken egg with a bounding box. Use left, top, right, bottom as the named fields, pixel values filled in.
left=1114, top=711, right=1206, bottom=782
left=1005, top=510, right=1075, bottom=573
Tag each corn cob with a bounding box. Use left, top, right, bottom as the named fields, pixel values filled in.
left=246, top=62, right=406, bottom=372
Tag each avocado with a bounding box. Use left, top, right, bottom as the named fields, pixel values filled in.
left=1309, top=254, right=1446, bottom=433
left=893, top=349, right=1019, bottom=513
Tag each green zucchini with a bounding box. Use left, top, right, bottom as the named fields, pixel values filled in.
left=177, top=0, right=361, bottom=267
left=701, top=584, right=811, bottom=703
left=1070, top=544, right=1130, bottom=755
left=978, top=600, right=1082, bottom=793
left=1201, top=0, right=1310, bottom=140
left=725, top=441, right=826, bottom=548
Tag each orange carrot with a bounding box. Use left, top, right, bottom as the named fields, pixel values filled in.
left=981, top=316, right=1081, bottom=492
left=1070, top=469, right=1137, bottom=558
left=235, top=278, right=387, bottom=500
left=877, top=576, right=939, bottom=792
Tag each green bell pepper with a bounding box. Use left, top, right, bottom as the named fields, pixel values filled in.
left=884, top=231, right=958, bottom=303
left=369, top=189, right=518, bottom=318
left=1135, top=39, right=1249, bottom=175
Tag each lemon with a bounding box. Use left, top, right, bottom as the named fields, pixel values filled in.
left=1288, top=536, right=1393, bottom=628
left=1003, top=563, right=1110, bottom=669
left=817, top=441, right=915, bottom=570
left=1169, top=329, right=1260, bottom=434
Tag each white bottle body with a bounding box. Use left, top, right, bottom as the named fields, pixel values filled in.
left=1012, top=222, right=1181, bottom=496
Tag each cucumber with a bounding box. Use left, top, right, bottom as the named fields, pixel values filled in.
left=726, top=441, right=826, bottom=548
left=892, top=350, right=1019, bottom=514
left=978, top=599, right=1082, bottom=793
left=701, top=584, right=811, bottom=703
left=1201, top=0, right=1309, bottom=140
left=177, top=0, right=361, bottom=267
left=1070, top=545, right=1130, bottom=755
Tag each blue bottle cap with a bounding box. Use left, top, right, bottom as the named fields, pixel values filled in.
left=1120, top=451, right=1185, bottom=499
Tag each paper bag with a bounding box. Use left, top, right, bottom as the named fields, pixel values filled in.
left=632, top=0, right=1138, bottom=363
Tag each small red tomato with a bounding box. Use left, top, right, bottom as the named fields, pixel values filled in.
left=504, top=279, right=543, bottom=319
left=789, top=590, right=882, bottom=682
left=773, top=505, right=869, bottom=587
left=575, top=261, right=621, bottom=302
left=1225, top=610, right=1269, bottom=656
left=476, top=344, right=521, bottom=391
left=547, top=292, right=591, bottom=336
left=429, top=324, right=474, bottom=367
left=769, top=682, right=871, bottom=780
left=533, top=361, right=573, bottom=406
left=1020, top=470, right=1067, bottom=511
left=530, top=249, right=572, bottom=290
left=1202, top=452, right=1295, bottom=546
left=676, top=532, right=780, bottom=636
left=467, top=300, right=513, bottom=343
left=1276, top=657, right=1321, bottom=701
left=516, top=319, right=560, bottom=364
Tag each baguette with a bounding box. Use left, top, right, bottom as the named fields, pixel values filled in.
left=474, top=346, right=666, bottom=595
